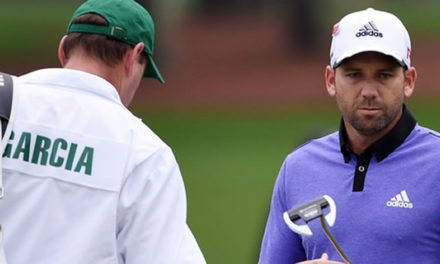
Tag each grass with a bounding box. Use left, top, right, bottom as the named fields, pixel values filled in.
left=133, top=105, right=340, bottom=263
left=133, top=99, right=440, bottom=263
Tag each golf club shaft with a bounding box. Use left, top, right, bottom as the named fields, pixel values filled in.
left=319, top=216, right=351, bottom=264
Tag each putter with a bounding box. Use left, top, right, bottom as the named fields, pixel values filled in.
left=283, top=195, right=350, bottom=264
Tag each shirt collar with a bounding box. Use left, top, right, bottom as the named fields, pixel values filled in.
left=339, top=104, right=416, bottom=163
left=19, top=68, right=123, bottom=105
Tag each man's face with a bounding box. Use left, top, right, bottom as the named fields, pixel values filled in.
left=326, top=52, right=415, bottom=136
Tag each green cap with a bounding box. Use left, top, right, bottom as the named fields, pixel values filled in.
left=67, top=0, right=164, bottom=83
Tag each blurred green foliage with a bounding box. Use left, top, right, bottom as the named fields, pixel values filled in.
left=2, top=1, right=440, bottom=66
left=327, top=0, right=440, bottom=38
left=0, top=2, right=82, bottom=66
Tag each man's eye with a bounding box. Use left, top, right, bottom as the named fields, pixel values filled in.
left=379, top=73, right=392, bottom=79
left=347, top=72, right=361, bottom=78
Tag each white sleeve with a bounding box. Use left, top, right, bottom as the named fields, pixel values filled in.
left=116, top=147, right=205, bottom=263
left=176, top=225, right=206, bottom=264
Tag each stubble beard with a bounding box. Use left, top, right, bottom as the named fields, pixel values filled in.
left=347, top=100, right=402, bottom=136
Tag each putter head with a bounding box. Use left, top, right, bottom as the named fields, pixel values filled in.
left=283, top=195, right=336, bottom=236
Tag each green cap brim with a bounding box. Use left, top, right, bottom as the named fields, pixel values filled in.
left=145, top=54, right=164, bottom=83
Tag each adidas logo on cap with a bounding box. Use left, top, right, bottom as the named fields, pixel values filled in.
left=386, top=190, right=413, bottom=209
left=330, top=8, right=412, bottom=69
left=356, top=21, right=383, bottom=38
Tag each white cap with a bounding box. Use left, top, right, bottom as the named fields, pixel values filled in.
left=330, top=8, right=411, bottom=68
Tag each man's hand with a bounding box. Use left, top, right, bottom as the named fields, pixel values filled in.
left=296, top=253, right=345, bottom=264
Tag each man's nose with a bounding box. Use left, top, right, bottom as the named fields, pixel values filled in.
left=360, top=80, right=379, bottom=99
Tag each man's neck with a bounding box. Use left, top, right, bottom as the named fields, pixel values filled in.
left=345, top=111, right=403, bottom=155
left=63, top=53, right=123, bottom=92
left=346, top=126, right=382, bottom=155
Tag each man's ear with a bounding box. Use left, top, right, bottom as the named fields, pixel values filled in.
left=404, top=67, right=417, bottom=98
left=58, top=35, right=68, bottom=67
left=124, top=42, right=145, bottom=77
left=325, top=65, right=336, bottom=97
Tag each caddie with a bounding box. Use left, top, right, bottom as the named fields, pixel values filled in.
left=0, top=0, right=205, bottom=263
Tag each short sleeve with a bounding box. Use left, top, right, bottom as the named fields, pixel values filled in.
left=258, top=160, right=306, bottom=264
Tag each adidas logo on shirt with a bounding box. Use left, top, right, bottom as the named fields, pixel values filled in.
left=356, top=21, right=383, bottom=38
left=0, top=75, right=4, bottom=86
left=386, top=190, right=413, bottom=209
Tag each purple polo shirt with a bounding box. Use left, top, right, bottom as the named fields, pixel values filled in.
left=259, top=106, right=440, bottom=263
